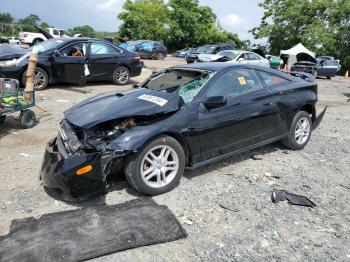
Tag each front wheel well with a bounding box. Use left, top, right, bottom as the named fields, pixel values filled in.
left=300, top=104, right=316, bottom=122
left=21, top=65, right=50, bottom=86
left=132, top=133, right=191, bottom=167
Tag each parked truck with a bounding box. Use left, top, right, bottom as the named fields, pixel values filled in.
left=19, top=28, right=80, bottom=46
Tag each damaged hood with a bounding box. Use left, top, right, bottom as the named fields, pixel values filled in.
left=64, top=88, right=183, bottom=129
left=296, top=52, right=316, bottom=63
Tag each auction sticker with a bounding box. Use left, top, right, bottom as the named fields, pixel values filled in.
left=138, top=94, right=168, bottom=106
left=238, top=76, right=247, bottom=86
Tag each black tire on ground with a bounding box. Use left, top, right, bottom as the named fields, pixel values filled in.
left=22, top=67, right=49, bottom=90
left=327, top=76, right=331, bottom=79
left=125, top=136, right=185, bottom=196
left=112, top=66, right=130, bottom=85
left=156, top=52, right=164, bottom=60
left=0, top=115, right=6, bottom=124
left=19, top=109, right=36, bottom=129
left=282, top=111, right=312, bottom=150
left=33, top=38, right=43, bottom=46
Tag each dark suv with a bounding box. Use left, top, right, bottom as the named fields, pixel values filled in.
left=186, top=43, right=234, bottom=63
left=120, top=40, right=167, bottom=60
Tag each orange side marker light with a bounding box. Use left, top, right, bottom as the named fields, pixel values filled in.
left=76, top=165, right=93, bottom=176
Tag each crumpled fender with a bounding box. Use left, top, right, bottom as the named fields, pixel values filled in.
left=106, top=125, right=170, bottom=153
left=105, top=109, right=189, bottom=153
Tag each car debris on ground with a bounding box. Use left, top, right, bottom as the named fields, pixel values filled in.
left=271, top=190, right=316, bottom=208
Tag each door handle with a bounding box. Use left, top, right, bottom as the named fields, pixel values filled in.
left=263, top=102, right=272, bottom=106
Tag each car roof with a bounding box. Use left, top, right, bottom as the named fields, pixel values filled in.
left=173, top=63, right=301, bottom=81
left=173, top=62, right=259, bottom=71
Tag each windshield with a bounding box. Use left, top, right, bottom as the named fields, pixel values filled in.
left=197, top=45, right=216, bottom=54
left=35, top=39, right=65, bottom=54
left=145, top=69, right=214, bottom=103
left=217, top=50, right=240, bottom=60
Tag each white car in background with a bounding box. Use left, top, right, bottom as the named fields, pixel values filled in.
left=198, top=50, right=270, bottom=67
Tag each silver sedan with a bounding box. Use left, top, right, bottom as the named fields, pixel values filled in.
left=198, top=50, right=270, bottom=67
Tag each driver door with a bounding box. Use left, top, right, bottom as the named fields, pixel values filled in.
left=52, top=41, right=89, bottom=85
left=195, top=68, right=280, bottom=161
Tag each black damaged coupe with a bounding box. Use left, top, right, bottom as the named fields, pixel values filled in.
left=40, top=63, right=326, bottom=201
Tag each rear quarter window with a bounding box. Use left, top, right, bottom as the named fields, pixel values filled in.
left=257, top=71, right=290, bottom=87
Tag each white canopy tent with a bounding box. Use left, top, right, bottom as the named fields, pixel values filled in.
left=280, top=43, right=316, bottom=66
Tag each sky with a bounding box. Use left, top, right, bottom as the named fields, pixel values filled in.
left=1, top=0, right=264, bottom=41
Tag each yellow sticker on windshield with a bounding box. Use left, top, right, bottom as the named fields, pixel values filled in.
left=238, top=76, right=247, bottom=86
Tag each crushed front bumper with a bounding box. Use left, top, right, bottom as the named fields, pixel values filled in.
left=40, top=135, right=107, bottom=202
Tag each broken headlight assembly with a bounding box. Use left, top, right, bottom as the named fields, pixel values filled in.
left=82, top=118, right=136, bottom=152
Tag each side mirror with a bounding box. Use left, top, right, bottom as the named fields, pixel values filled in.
left=238, top=58, right=245, bottom=62
left=203, top=96, right=227, bottom=110
left=53, top=50, right=60, bottom=57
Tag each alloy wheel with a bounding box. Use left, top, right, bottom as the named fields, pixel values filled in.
left=295, top=117, right=310, bottom=145
left=34, top=70, right=46, bottom=89
left=140, top=145, right=179, bottom=189
left=115, top=68, right=129, bottom=84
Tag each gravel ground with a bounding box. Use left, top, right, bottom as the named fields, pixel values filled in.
left=0, top=57, right=349, bottom=261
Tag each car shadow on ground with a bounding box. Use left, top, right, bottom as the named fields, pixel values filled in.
left=343, top=93, right=350, bottom=102
left=183, top=142, right=285, bottom=180
left=56, top=142, right=286, bottom=207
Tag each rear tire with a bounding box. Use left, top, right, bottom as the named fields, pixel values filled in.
left=155, top=52, right=165, bottom=60
left=112, top=66, right=130, bottom=85
left=19, top=109, right=36, bottom=129
left=22, top=67, right=49, bottom=90
left=33, top=38, right=43, bottom=46
left=125, top=136, right=185, bottom=196
left=282, top=111, right=312, bottom=150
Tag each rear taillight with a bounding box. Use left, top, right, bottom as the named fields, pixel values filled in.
left=23, top=33, right=28, bottom=37
left=133, top=56, right=141, bottom=63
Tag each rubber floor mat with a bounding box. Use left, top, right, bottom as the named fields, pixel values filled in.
left=0, top=198, right=187, bottom=262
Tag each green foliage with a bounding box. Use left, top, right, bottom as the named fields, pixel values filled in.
left=252, top=0, right=350, bottom=72
left=69, top=25, right=96, bottom=38
left=118, top=0, right=170, bottom=41
left=118, top=0, right=246, bottom=51
left=0, top=12, right=16, bottom=36
left=18, top=14, right=41, bottom=32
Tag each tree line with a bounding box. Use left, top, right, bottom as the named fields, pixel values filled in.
left=118, top=0, right=247, bottom=50
left=252, top=0, right=349, bottom=73
left=0, top=13, right=113, bottom=39
left=0, top=0, right=348, bottom=72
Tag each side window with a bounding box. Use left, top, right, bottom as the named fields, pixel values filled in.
left=138, top=42, right=154, bottom=52
left=257, top=71, right=290, bottom=87
left=248, top=53, right=260, bottom=60
left=52, top=29, right=60, bottom=36
left=90, top=42, right=119, bottom=55
left=238, top=53, right=247, bottom=60
left=59, top=42, right=88, bottom=57
left=207, top=69, right=264, bottom=99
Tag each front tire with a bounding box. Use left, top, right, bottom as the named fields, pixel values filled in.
left=112, top=66, right=130, bottom=85
left=282, top=111, right=312, bottom=150
left=125, top=136, right=185, bottom=196
left=22, top=67, right=49, bottom=90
